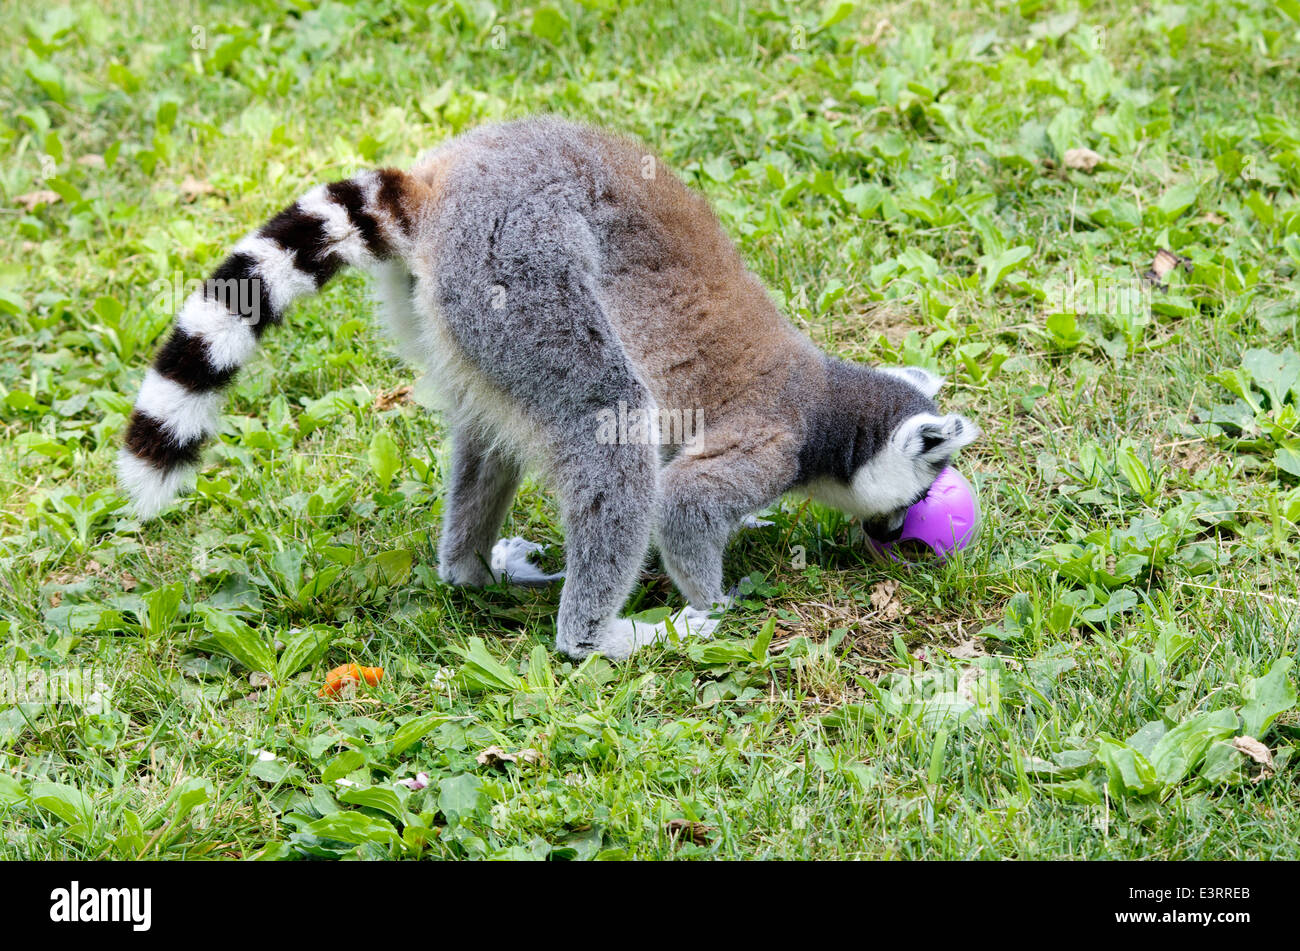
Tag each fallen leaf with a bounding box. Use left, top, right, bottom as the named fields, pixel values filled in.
left=866, top=19, right=892, bottom=45
left=1203, top=211, right=1226, bottom=225
left=373, top=385, right=413, bottom=411
left=869, top=579, right=903, bottom=620
left=248, top=671, right=273, bottom=689
left=476, top=745, right=543, bottom=768
left=665, top=818, right=713, bottom=845
left=950, top=638, right=987, bottom=659
left=1232, top=735, right=1273, bottom=768
left=15, top=190, right=60, bottom=212
left=45, top=560, right=124, bottom=592
left=76, top=154, right=106, bottom=169
left=957, top=667, right=985, bottom=704
left=179, top=175, right=215, bottom=201
left=1142, top=248, right=1191, bottom=288
left=1063, top=147, right=1102, bottom=172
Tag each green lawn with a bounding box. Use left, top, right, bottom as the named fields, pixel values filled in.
left=1, top=0, right=1298, bottom=860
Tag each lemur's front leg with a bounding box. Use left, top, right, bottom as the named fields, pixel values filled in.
left=436, top=425, right=524, bottom=587
left=655, top=418, right=799, bottom=613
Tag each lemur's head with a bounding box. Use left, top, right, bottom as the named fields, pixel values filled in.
left=805, top=363, right=979, bottom=543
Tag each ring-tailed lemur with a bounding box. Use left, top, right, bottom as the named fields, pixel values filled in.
left=119, top=117, right=978, bottom=659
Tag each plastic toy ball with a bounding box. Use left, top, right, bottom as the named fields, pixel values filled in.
left=866, top=467, right=980, bottom=562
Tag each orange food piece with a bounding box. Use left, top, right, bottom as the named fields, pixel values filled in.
left=319, top=663, right=384, bottom=697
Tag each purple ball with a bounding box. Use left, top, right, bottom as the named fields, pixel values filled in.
left=866, top=467, right=980, bottom=562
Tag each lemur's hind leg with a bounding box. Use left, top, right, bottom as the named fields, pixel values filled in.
left=436, top=426, right=524, bottom=587
left=556, top=424, right=726, bottom=656
left=551, top=433, right=658, bottom=659
left=656, top=418, right=799, bottom=611
left=430, top=198, right=704, bottom=657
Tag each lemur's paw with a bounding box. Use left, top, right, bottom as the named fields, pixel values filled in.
left=438, top=558, right=495, bottom=587
left=740, top=513, right=774, bottom=528
left=678, top=605, right=723, bottom=640
left=601, top=605, right=724, bottom=659
left=438, top=564, right=482, bottom=587
left=490, top=536, right=564, bottom=586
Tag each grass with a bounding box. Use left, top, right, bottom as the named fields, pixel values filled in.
left=1, top=0, right=1299, bottom=860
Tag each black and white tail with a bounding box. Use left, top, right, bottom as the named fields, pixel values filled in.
left=118, top=168, right=429, bottom=518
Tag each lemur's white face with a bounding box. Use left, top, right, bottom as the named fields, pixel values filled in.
left=808, top=368, right=979, bottom=541
left=851, top=411, right=978, bottom=539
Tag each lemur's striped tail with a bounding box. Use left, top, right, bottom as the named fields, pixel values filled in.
left=119, top=168, right=429, bottom=518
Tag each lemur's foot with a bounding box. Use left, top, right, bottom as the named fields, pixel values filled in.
left=600, top=605, right=724, bottom=660
left=490, top=536, right=564, bottom=586
left=437, top=559, right=493, bottom=588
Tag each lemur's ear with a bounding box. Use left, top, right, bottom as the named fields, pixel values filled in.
left=880, top=366, right=944, bottom=399
left=899, top=413, right=979, bottom=461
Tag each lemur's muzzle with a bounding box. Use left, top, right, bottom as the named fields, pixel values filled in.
left=862, top=514, right=907, bottom=544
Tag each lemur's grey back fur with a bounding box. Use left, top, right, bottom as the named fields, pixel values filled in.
left=119, top=116, right=978, bottom=660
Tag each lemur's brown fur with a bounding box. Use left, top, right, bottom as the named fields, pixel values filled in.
left=409, top=125, right=824, bottom=486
